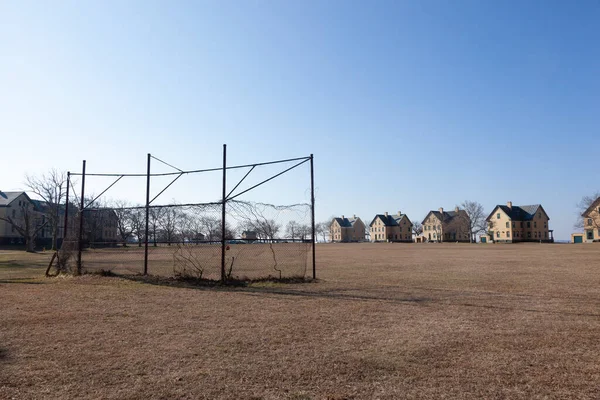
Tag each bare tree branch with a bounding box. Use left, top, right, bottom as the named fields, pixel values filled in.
left=24, top=169, right=68, bottom=250
left=460, top=200, right=486, bottom=243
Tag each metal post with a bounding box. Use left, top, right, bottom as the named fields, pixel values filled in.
left=144, top=153, right=151, bottom=275
left=221, top=144, right=227, bottom=282
left=62, top=172, right=70, bottom=248
left=310, top=154, right=316, bottom=279
left=76, top=160, right=86, bottom=275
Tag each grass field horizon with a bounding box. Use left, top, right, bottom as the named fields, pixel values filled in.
left=2, top=243, right=600, bottom=399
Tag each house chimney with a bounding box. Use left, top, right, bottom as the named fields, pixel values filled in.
left=341, top=215, right=345, bottom=219
left=353, top=214, right=356, bottom=219
left=439, top=207, right=444, bottom=214
left=507, top=201, right=512, bottom=209
left=397, top=211, right=402, bottom=216
left=455, top=206, right=459, bottom=213
left=384, top=211, right=388, bottom=217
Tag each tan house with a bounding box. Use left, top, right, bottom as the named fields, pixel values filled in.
left=581, top=197, right=600, bottom=242
left=1, top=191, right=118, bottom=247
left=485, top=202, right=553, bottom=243
left=369, top=212, right=413, bottom=243
left=422, top=207, right=470, bottom=243
left=0, top=191, right=42, bottom=245
left=330, top=215, right=365, bottom=242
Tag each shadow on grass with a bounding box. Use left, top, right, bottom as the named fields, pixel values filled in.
left=0, top=279, right=45, bottom=285
left=0, top=260, right=47, bottom=269
left=0, top=348, right=8, bottom=362
left=85, top=272, right=600, bottom=318
left=99, top=272, right=432, bottom=305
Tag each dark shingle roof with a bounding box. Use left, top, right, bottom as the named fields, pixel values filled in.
left=0, top=191, right=27, bottom=207
left=370, top=214, right=399, bottom=227
left=347, top=217, right=361, bottom=226
left=487, top=204, right=544, bottom=221
left=422, top=209, right=469, bottom=224
left=393, top=214, right=412, bottom=226
left=333, top=216, right=363, bottom=228
left=334, top=217, right=353, bottom=228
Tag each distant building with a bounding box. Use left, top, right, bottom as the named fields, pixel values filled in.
left=330, top=215, right=366, bottom=242
left=241, top=230, right=258, bottom=242
left=485, top=201, right=553, bottom=243
left=369, top=211, right=413, bottom=243
left=581, top=197, right=600, bottom=242
left=81, top=208, right=118, bottom=244
left=1, top=190, right=117, bottom=247
left=422, top=207, right=470, bottom=243
left=0, top=191, right=42, bottom=245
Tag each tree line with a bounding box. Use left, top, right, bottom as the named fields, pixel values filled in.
left=3, top=169, right=599, bottom=250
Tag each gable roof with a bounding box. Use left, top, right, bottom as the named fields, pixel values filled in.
left=333, top=217, right=353, bottom=228
left=30, top=200, right=72, bottom=214
left=486, top=204, right=548, bottom=222
left=370, top=214, right=399, bottom=227
left=333, top=216, right=363, bottom=228
left=0, top=191, right=31, bottom=207
left=393, top=214, right=412, bottom=226
left=582, top=197, right=600, bottom=217
left=421, top=209, right=468, bottom=225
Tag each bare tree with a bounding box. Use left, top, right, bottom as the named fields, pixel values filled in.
left=129, top=207, right=146, bottom=247
left=0, top=201, right=48, bottom=252
left=575, top=191, right=600, bottom=231
left=298, top=224, right=311, bottom=241
left=412, top=221, right=423, bottom=238
left=315, top=222, right=327, bottom=243
left=111, top=200, right=133, bottom=246
left=148, top=207, right=164, bottom=246
left=285, top=220, right=300, bottom=240
left=253, top=219, right=280, bottom=242
left=230, top=202, right=281, bottom=242
left=180, top=211, right=206, bottom=243
left=201, top=216, right=221, bottom=242
left=24, top=170, right=68, bottom=250
left=216, top=221, right=236, bottom=241
left=158, top=206, right=182, bottom=245
left=460, top=201, right=486, bottom=243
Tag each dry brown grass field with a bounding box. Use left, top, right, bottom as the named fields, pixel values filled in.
left=2, top=243, right=600, bottom=399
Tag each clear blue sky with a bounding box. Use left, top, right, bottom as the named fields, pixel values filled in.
left=1, top=1, right=599, bottom=240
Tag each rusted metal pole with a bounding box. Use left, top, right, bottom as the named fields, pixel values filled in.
left=62, top=171, right=70, bottom=248
left=144, top=153, right=151, bottom=275
left=221, top=144, right=227, bottom=282
left=76, top=160, right=86, bottom=275
left=310, top=154, right=316, bottom=279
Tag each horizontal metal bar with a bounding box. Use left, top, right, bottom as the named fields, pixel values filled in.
left=84, top=201, right=223, bottom=211
left=69, top=156, right=311, bottom=177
